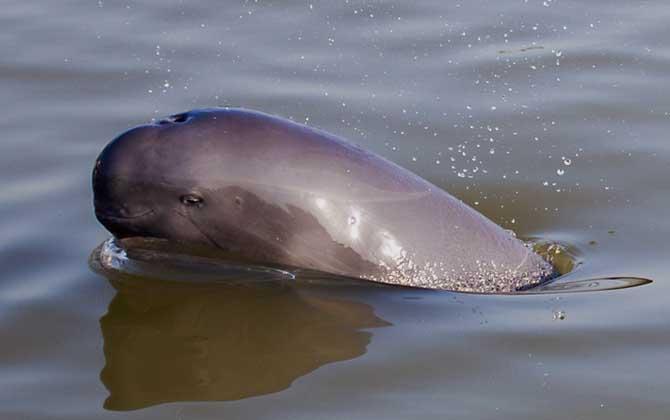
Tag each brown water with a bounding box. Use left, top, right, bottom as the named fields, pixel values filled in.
left=2, top=0, right=670, bottom=418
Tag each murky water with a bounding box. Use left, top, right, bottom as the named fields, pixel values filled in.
left=2, top=0, right=670, bottom=418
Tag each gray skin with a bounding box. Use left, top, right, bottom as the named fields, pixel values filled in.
left=93, top=108, right=553, bottom=292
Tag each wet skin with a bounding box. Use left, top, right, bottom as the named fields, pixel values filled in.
left=93, top=108, right=552, bottom=292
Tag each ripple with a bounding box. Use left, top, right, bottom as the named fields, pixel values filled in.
left=92, top=237, right=651, bottom=295
left=91, top=237, right=295, bottom=285
left=523, top=276, right=652, bottom=294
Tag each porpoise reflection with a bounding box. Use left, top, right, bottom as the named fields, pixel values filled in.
left=99, top=276, right=389, bottom=411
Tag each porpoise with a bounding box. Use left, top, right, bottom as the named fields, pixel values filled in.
left=93, top=108, right=553, bottom=292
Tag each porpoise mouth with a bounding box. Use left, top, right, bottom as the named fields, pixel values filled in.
left=96, top=209, right=155, bottom=221
left=95, top=208, right=157, bottom=239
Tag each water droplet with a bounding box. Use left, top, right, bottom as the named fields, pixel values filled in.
left=553, top=310, right=566, bottom=321
left=562, top=157, right=572, bottom=166
left=556, top=169, right=565, bottom=176
left=348, top=216, right=357, bottom=225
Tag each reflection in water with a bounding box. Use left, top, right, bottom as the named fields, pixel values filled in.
left=99, top=277, right=389, bottom=411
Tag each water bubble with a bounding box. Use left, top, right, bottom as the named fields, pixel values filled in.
left=553, top=310, right=566, bottom=321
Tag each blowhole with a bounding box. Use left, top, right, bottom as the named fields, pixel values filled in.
left=158, top=113, right=191, bottom=125
left=170, top=113, right=189, bottom=123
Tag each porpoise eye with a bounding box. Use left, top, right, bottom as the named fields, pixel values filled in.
left=180, top=194, right=204, bottom=207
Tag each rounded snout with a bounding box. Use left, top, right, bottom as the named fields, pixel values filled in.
left=93, top=124, right=161, bottom=237
left=93, top=174, right=157, bottom=238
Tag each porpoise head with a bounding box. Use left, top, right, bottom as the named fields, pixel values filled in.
left=93, top=109, right=227, bottom=248
left=93, top=107, right=372, bottom=266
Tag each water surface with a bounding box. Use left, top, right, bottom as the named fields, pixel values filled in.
left=2, top=0, right=669, bottom=418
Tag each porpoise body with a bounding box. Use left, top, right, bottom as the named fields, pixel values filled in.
left=93, top=108, right=552, bottom=292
